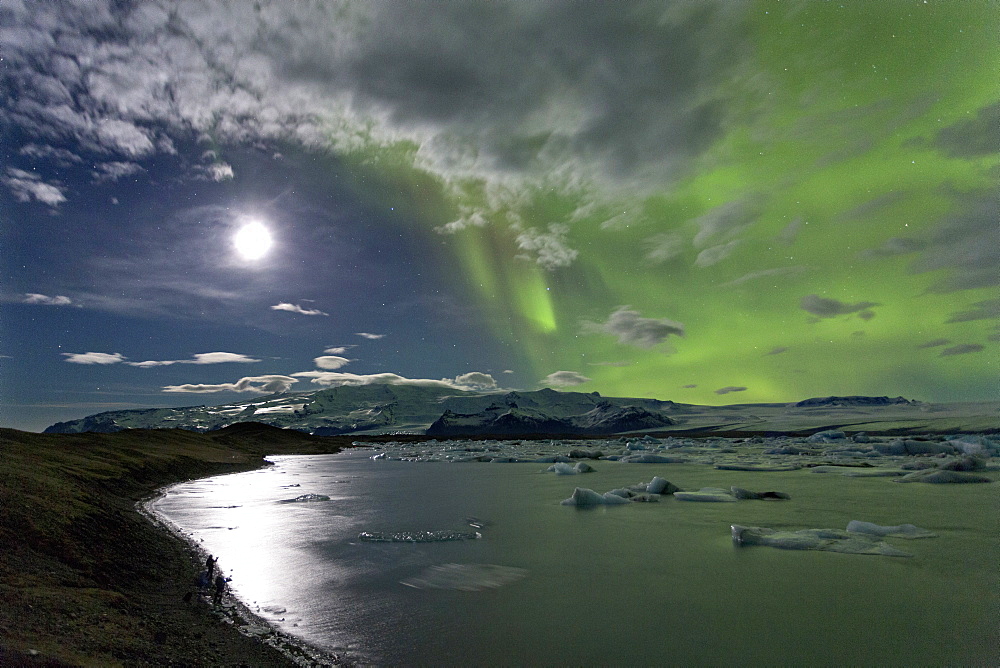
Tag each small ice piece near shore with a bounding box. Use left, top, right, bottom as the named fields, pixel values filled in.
left=278, top=493, right=331, bottom=503
left=546, top=462, right=595, bottom=475
left=400, top=563, right=528, bottom=591
left=845, top=520, right=936, bottom=538
left=358, top=530, right=481, bottom=542
left=560, top=487, right=632, bottom=506
left=673, top=487, right=739, bottom=502
left=730, top=487, right=790, bottom=500
left=808, top=430, right=847, bottom=443
left=731, top=525, right=913, bottom=557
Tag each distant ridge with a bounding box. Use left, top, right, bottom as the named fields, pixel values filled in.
left=793, top=396, right=918, bottom=408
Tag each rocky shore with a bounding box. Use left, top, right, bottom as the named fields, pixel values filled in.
left=0, top=423, right=364, bottom=666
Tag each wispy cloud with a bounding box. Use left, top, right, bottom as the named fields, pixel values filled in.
left=162, top=375, right=298, bottom=394
left=715, top=385, right=747, bottom=395
left=127, top=352, right=261, bottom=368
left=355, top=332, right=385, bottom=340
left=764, top=346, right=789, bottom=356
left=916, top=338, right=950, bottom=349
left=939, top=344, right=984, bottom=357
left=3, top=168, right=66, bottom=206
left=24, top=293, right=72, bottom=306
left=313, top=355, right=351, bottom=370
left=272, top=302, right=329, bottom=316
left=62, top=352, right=126, bottom=365
left=945, top=298, right=1000, bottom=323
left=582, top=306, right=684, bottom=349
left=291, top=370, right=498, bottom=392
left=800, top=294, right=878, bottom=319
left=540, top=370, right=591, bottom=387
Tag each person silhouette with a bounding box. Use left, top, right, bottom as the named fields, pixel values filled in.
left=213, top=575, right=227, bottom=605
left=205, top=554, right=216, bottom=579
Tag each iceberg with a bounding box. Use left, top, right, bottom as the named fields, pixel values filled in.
left=845, top=520, right=936, bottom=538
left=560, top=487, right=632, bottom=506
left=358, top=530, right=481, bottom=542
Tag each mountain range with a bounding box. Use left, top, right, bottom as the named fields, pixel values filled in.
left=41, top=385, right=1000, bottom=436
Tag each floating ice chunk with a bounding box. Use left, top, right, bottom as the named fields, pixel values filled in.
left=730, top=487, right=790, bottom=500
left=947, top=436, right=996, bottom=457
left=546, top=462, right=595, bottom=475
left=714, top=463, right=800, bottom=472
left=673, top=487, right=738, bottom=502
left=621, top=453, right=687, bottom=463
left=533, top=455, right=573, bottom=463
left=560, top=487, right=631, bottom=506
left=278, top=493, right=331, bottom=503
left=731, top=525, right=913, bottom=557
left=358, top=530, right=481, bottom=542
left=645, top=476, right=679, bottom=495
left=894, top=469, right=992, bottom=484
left=846, top=520, right=936, bottom=538
left=839, top=469, right=909, bottom=477
left=606, top=488, right=633, bottom=499
left=400, top=563, right=527, bottom=591
left=808, top=430, right=846, bottom=443
left=626, top=442, right=647, bottom=451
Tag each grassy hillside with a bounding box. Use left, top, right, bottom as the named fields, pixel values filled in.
left=0, top=424, right=358, bottom=666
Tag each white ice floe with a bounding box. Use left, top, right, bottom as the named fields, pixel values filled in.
left=560, top=487, right=632, bottom=506
left=278, top=493, right=331, bottom=503
left=358, top=530, right=481, bottom=542
left=546, top=462, right=595, bottom=475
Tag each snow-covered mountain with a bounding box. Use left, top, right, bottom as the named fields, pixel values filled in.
left=43, top=385, right=681, bottom=436
left=43, top=387, right=997, bottom=436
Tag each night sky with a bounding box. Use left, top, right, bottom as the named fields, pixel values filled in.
left=2, top=1, right=997, bottom=432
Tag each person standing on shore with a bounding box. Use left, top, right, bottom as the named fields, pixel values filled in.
left=213, top=574, right=227, bottom=605
left=205, top=554, right=216, bottom=579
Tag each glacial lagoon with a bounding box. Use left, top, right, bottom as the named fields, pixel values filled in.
left=150, top=437, right=999, bottom=666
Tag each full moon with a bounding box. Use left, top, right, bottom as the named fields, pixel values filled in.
left=233, top=221, right=273, bottom=260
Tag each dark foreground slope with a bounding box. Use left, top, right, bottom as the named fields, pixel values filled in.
left=0, top=424, right=358, bottom=666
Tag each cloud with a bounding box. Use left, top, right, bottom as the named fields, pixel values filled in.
left=645, top=232, right=686, bottom=264
left=714, top=385, right=747, bottom=395
left=694, top=240, right=741, bottom=267
left=19, top=144, right=83, bottom=166
left=291, top=370, right=498, bottom=392
left=92, top=161, right=144, bottom=183
left=454, top=372, right=498, bottom=390
left=323, top=346, right=353, bottom=355
left=939, top=344, right=984, bottom=357
left=62, top=352, right=125, bottom=365
left=764, top=346, right=789, bottom=356
left=3, top=168, right=66, bottom=206
left=313, top=355, right=351, bottom=370
left=916, top=338, right=951, bottom=349
left=206, top=163, right=235, bottom=182
left=582, top=306, right=684, bottom=349
left=945, top=298, right=1000, bottom=323
left=857, top=236, right=925, bottom=260
left=800, top=294, right=879, bottom=318
left=682, top=384, right=697, bottom=388
left=514, top=224, right=579, bottom=270
left=356, top=332, right=385, bottom=340
left=911, top=191, right=1000, bottom=293
left=719, top=266, right=808, bottom=288
left=691, top=198, right=759, bottom=250
left=502, top=369, right=515, bottom=374
left=24, top=293, right=72, bottom=306
left=541, top=371, right=592, bottom=387
left=162, top=375, right=299, bottom=394
left=271, top=302, right=329, bottom=316
left=933, top=100, right=1000, bottom=158
left=1, top=1, right=747, bottom=210
left=126, top=352, right=261, bottom=368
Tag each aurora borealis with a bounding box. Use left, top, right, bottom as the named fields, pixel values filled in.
left=2, top=1, right=997, bottom=431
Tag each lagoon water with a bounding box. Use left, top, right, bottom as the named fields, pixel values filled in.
left=151, top=448, right=998, bottom=665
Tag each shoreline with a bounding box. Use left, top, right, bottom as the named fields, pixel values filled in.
left=139, top=475, right=345, bottom=667
left=0, top=424, right=367, bottom=666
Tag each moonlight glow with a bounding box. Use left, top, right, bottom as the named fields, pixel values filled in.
left=233, top=221, right=273, bottom=260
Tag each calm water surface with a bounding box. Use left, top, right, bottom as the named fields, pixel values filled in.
left=151, top=449, right=999, bottom=666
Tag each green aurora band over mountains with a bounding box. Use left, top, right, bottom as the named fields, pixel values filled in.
left=1, top=1, right=997, bottom=431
